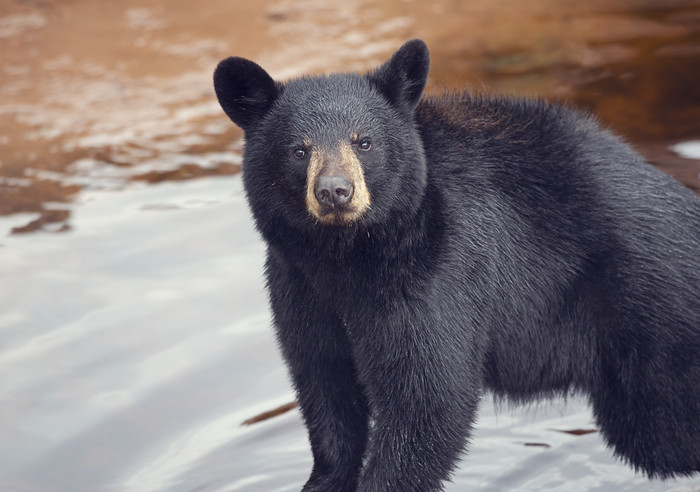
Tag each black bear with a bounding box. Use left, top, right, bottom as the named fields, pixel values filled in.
left=213, top=40, right=700, bottom=491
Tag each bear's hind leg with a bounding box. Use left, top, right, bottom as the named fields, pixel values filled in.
left=592, top=325, right=700, bottom=478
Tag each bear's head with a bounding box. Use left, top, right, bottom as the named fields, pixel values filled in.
left=214, top=40, right=430, bottom=237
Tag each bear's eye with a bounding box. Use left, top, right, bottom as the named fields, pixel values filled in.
left=293, top=148, right=306, bottom=159
left=358, top=138, right=372, bottom=151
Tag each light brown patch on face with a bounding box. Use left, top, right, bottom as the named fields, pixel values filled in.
left=305, top=146, right=326, bottom=219
left=305, top=141, right=371, bottom=226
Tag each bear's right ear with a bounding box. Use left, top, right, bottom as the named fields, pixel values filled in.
left=213, top=57, right=279, bottom=131
left=368, top=39, right=430, bottom=112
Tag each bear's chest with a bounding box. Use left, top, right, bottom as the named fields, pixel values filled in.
left=299, top=251, right=434, bottom=324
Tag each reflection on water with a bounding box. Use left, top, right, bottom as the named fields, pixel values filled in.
left=1, top=0, right=699, bottom=234
left=3, top=175, right=697, bottom=491
left=1, top=0, right=700, bottom=491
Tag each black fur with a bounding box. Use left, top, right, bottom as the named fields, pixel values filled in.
left=213, top=39, right=700, bottom=491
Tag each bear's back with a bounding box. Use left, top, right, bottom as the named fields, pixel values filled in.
left=415, top=93, right=699, bottom=249
left=415, top=92, right=699, bottom=340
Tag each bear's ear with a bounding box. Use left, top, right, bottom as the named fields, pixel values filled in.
left=369, top=39, right=430, bottom=111
left=213, top=57, right=279, bottom=131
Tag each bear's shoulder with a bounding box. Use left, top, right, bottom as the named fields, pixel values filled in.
left=416, top=92, right=597, bottom=144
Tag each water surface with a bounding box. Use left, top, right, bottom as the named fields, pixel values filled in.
left=1, top=1, right=700, bottom=490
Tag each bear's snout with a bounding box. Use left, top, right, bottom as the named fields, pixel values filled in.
left=315, top=175, right=354, bottom=209
left=304, top=142, right=371, bottom=226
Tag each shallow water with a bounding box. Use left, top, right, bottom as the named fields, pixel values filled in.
left=1, top=0, right=700, bottom=491
left=3, top=175, right=700, bottom=492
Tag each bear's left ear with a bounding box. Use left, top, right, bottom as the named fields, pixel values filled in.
left=213, top=57, right=279, bottom=131
left=368, top=39, right=430, bottom=112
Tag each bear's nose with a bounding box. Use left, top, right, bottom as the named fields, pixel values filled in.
left=315, top=175, right=354, bottom=208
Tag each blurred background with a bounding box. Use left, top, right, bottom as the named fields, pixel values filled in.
left=1, top=1, right=699, bottom=491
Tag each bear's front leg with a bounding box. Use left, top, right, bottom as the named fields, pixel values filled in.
left=266, top=255, right=369, bottom=492
left=352, top=307, right=485, bottom=492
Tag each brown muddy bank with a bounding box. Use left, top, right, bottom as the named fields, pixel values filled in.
left=1, top=0, right=699, bottom=233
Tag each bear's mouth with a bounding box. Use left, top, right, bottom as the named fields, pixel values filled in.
left=314, top=206, right=364, bottom=227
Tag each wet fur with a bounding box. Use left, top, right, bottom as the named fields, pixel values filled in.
left=214, top=40, right=700, bottom=491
